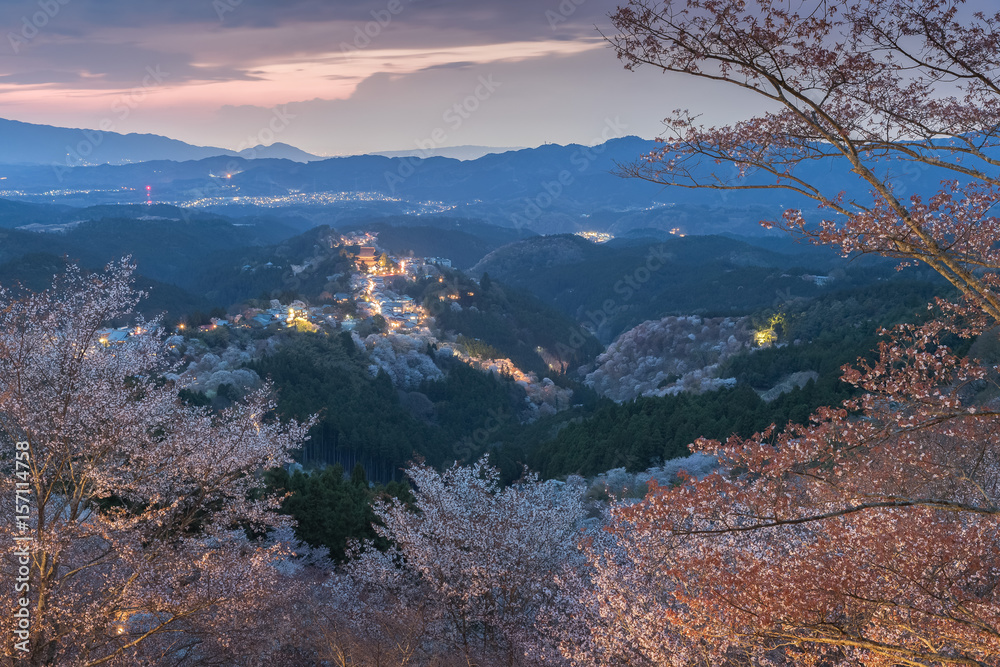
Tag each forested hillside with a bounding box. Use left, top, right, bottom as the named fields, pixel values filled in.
left=490, top=277, right=950, bottom=480
left=470, top=233, right=924, bottom=341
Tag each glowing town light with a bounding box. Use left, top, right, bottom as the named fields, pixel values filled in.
left=754, top=328, right=777, bottom=346
left=753, top=313, right=786, bottom=347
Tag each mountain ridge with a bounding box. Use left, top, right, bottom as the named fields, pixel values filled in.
left=0, top=118, right=326, bottom=166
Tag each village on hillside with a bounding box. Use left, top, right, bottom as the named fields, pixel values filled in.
left=97, top=231, right=571, bottom=417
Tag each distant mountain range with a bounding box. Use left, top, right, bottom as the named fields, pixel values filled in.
left=2, top=117, right=991, bottom=237
left=373, top=146, right=525, bottom=161
left=0, top=118, right=330, bottom=166
left=236, top=142, right=323, bottom=162
left=0, top=135, right=697, bottom=234
left=0, top=118, right=522, bottom=166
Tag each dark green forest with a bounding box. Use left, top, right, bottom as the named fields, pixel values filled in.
left=407, top=269, right=604, bottom=374
left=250, top=333, right=529, bottom=475
left=0, top=201, right=960, bottom=561
left=265, top=463, right=412, bottom=562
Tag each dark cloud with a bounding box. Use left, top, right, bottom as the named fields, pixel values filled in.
left=0, top=33, right=254, bottom=87
left=0, top=0, right=611, bottom=90
left=161, top=46, right=767, bottom=156
left=0, top=0, right=609, bottom=40
left=0, top=0, right=707, bottom=154
left=419, top=61, right=476, bottom=71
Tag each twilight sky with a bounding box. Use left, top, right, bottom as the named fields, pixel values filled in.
left=0, top=0, right=767, bottom=156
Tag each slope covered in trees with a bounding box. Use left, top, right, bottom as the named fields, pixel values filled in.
left=408, top=268, right=604, bottom=374
left=555, top=0, right=1000, bottom=664
left=471, top=232, right=925, bottom=341
left=486, top=278, right=945, bottom=480
left=250, top=332, right=531, bottom=478
left=0, top=262, right=311, bottom=665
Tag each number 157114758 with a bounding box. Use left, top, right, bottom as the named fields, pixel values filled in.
left=14, top=441, right=31, bottom=530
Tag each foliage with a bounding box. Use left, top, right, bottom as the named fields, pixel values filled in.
left=0, top=253, right=210, bottom=322
left=0, top=213, right=292, bottom=291
left=411, top=270, right=603, bottom=375
left=329, top=458, right=586, bottom=666
left=584, top=315, right=751, bottom=401
left=250, top=333, right=444, bottom=474
left=493, top=281, right=935, bottom=481
left=193, top=225, right=355, bottom=306
left=562, top=1, right=1000, bottom=664
left=265, top=463, right=412, bottom=563
left=523, top=379, right=851, bottom=479
left=457, top=334, right=502, bottom=360
left=253, top=333, right=530, bottom=475
left=0, top=261, right=310, bottom=665
left=471, top=233, right=910, bottom=341
left=419, top=358, right=527, bottom=460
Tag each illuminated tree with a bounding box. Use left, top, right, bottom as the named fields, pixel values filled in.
left=611, top=0, right=1000, bottom=312
left=572, top=0, right=1000, bottom=664
left=331, top=458, right=586, bottom=666
left=752, top=313, right=786, bottom=347
left=0, top=261, right=311, bottom=666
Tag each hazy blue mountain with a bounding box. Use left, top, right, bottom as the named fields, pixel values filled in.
left=0, top=118, right=241, bottom=166
left=0, top=199, right=76, bottom=228
left=0, top=118, right=322, bottom=167
left=373, top=145, right=526, bottom=160
left=0, top=136, right=673, bottom=218
left=2, top=131, right=992, bottom=236
left=237, top=142, right=323, bottom=162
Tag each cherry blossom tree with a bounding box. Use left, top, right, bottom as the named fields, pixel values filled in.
left=570, top=0, right=1000, bottom=664
left=329, top=458, right=587, bottom=667
left=0, top=261, right=311, bottom=666
left=612, top=0, right=1000, bottom=320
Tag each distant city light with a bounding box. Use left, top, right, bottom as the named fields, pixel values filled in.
left=576, top=231, right=614, bottom=243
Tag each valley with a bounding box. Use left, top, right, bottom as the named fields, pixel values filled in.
left=0, top=167, right=950, bottom=493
